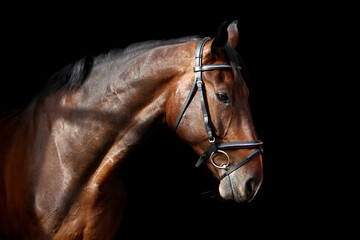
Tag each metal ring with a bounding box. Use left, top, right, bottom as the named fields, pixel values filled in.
left=210, top=150, right=230, bottom=169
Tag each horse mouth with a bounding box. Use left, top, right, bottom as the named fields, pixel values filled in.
left=218, top=175, right=259, bottom=203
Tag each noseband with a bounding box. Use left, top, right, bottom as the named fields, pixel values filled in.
left=173, top=37, right=263, bottom=181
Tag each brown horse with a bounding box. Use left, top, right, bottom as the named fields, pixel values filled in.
left=0, top=21, right=263, bottom=240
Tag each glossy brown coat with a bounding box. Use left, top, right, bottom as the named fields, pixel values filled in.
left=0, top=21, right=263, bottom=239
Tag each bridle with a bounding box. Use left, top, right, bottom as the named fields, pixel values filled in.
left=173, top=37, right=263, bottom=181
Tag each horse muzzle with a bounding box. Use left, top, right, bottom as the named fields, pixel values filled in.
left=219, top=174, right=262, bottom=203
left=218, top=154, right=263, bottom=203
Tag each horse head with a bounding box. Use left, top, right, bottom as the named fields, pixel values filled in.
left=168, top=21, right=263, bottom=203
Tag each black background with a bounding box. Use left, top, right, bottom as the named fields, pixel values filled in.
left=0, top=3, right=343, bottom=239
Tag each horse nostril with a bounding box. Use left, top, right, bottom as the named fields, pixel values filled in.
left=245, top=177, right=258, bottom=196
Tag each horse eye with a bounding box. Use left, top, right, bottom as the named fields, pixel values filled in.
left=216, top=93, right=230, bottom=103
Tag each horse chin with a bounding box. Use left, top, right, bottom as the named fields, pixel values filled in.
left=218, top=175, right=257, bottom=203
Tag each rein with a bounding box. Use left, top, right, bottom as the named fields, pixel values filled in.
left=173, top=37, right=263, bottom=181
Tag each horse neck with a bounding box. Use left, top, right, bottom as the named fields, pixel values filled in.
left=0, top=41, right=196, bottom=232
left=31, top=41, right=195, bottom=165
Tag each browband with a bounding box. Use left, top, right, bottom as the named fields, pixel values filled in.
left=194, top=64, right=234, bottom=72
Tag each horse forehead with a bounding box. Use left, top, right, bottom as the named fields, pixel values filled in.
left=208, top=70, right=244, bottom=92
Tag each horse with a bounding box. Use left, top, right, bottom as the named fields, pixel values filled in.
left=0, top=20, right=263, bottom=240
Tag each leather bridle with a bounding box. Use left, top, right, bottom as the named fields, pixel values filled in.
left=173, top=37, right=263, bottom=181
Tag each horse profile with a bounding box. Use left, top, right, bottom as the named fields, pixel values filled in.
left=0, top=21, right=263, bottom=240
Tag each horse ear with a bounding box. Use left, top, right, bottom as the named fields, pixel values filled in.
left=227, top=20, right=239, bottom=48
left=211, top=21, right=230, bottom=55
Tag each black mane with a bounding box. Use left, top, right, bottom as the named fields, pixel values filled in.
left=47, top=36, right=200, bottom=91
left=47, top=36, right=244, bottom=91
left=49, top=55, right=94, bottom=90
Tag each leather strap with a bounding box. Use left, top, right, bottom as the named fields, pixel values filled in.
left=194, top=64, right=234, bottom=72
left=195, top=140, right=263, bottom=167
left=196, top=76, right=213, bottom=140
left=173, top=38, right=232, bottom=134
left=217, top=141, right=263, bottom=150
left=173, top=38, right=209, bottom=133
left=172, top=76, right=198, bottom=132
left=218, top=148, right=263, bottom=181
